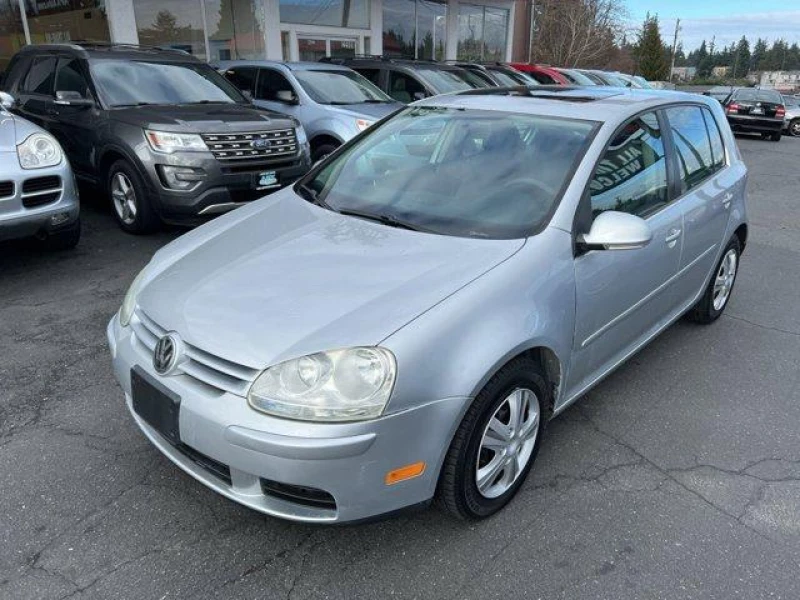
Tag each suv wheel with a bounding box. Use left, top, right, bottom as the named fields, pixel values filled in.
left=688, top=236, right=741, bottom=324
left=108, top=160, right=158, bottom=234
left=437, top=356, right=550, bottom=520
left=42, top=218, right=81, bottom=251
left=312, top=142, right=339, bottom=162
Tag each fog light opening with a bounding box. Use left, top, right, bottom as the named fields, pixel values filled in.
left=385, top=462, right=426, bottom=485
left=158, top=165, right=205, bottom=190
left=49, top=212, right=71, bottom=226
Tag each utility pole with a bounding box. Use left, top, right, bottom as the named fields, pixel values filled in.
left=669, top=18, right=681, bottom=82
left=528, top=0, right=535, bottom=64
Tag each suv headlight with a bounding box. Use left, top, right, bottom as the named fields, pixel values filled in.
left=145, top=130, right=208, bottom=153
left=119, top=267, right=150, bottom=327
left=248, top=347, right=396, bottom=422
left=17, top=133, right=62, bottom=169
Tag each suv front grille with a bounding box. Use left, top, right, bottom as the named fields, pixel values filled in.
left=21, top=176, right=62, bottom=208
left=0, top=181, right=13, bottom=198
left=131, top=308, right=260, bottom=396
left=202, top=129, right=298, bottom=162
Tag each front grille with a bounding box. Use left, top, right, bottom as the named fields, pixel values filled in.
left=131, top=308, right=260, bottom=396
left=261, top=479, right=337, bottom=510
left=176, top=443, right=232, bottom=485
left=23, top=175, right=60, bottom=194
left=202, top=129, right=298, bottom=162
left=21, top=176, right=62, bottom=208
left=0, top=181, right=13, bottom=198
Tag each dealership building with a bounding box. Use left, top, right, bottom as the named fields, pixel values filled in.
left=1, top=0, right=531, bottom=72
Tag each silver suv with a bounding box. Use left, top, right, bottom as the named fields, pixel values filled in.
left=0, top=92, right=79, bottom=249
left=219, top=61, right=402, bottom=161
left=109, top=88, right=747, bottom=523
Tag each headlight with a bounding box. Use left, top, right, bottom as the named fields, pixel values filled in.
left=145, top=130, right=207, bottom=153
left=17, top=133, right=62, bottom=169
left=294, top=122, right=308, bottom=145
left=119, top=267, right=149, bottom=327
left=248, top=347, right=396, bottom=422
left=355, top=118, right=374, bottom=132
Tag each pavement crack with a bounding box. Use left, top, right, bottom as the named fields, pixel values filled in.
left=723, top=313, right=800, bottom=337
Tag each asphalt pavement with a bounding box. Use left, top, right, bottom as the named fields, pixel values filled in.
left=1, top=134, right=799, bottom=600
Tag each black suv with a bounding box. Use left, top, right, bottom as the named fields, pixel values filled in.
left=2, top=44, right=311, bottom=233
left=322, top=57, right=484, bottom=103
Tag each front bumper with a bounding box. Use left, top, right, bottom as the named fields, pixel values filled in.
left=0, top=156, right=79, bottom=243
left=107, top=314, right=468, bottom=523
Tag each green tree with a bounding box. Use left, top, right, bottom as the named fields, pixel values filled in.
left=636, top=13, right=669, bottom=80
left=751, top=38, right=768, bottom=71
left=731, top=36, right=750, bottom=78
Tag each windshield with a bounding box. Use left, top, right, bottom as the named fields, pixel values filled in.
left=293, top=69, right=393, bottom=104
left=489, top=69, right=524, bottom=87
left=633, top=76, right=652, bottom=89
left=417, top=68, right=477, bottom=93
left=454, top=69, right=491, bottom=88
left=300, top=107, right=597, bottom=239
left=562, top=69, right=596, bottom=86
left=91, top=60, right=245, bottom=107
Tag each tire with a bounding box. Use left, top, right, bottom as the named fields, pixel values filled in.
left=437, top=355, right=551, bottom=520
left=312, top=143, right=339, bottom=163
left=42, top=218, right=81, bottom=250
left=688, top=236, right=741, bottom=324
left=107, top=160, right=159, bottom=234
left=789, top=119, right=800, bottom=137
left=770, top=131, right=782, bottom=142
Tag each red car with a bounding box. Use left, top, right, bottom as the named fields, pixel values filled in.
left=508, top=63, right=570, bottom=85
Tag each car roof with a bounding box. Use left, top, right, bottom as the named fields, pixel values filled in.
left=414, top=87, right=722, bottom=124
left=216, top=60, right=352, bottom=73
left=16, top=43, right=201, bottom=63
left=335, top=58, right=467, bottom=71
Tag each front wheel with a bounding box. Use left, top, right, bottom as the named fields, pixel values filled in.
left=789, top=119, right=800, bottom=137
left=437, top=356, right=550, bottom=520
left=688, top=236, right=741, bottom=324
left=108, top=160, right=159, bottom=234
left=311, top=142, right=339, bottom=163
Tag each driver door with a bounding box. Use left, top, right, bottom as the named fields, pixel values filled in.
left=567, top=110, right=684, bottom=395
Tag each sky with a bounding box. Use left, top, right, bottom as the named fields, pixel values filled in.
left=626, top=0, right=800, bottom=52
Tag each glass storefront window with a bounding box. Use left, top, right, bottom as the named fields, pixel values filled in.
left=280, top=0, right=370, bottom=29
left=298, top=37, right=326, bottom=62
left=0, top=0, right=26, bottom=72
left=134, top=0, right=206, bottom=59
left=205, top=0, right=267, bottom=62
left=24, top=0, right=110, bottom=46
left=457, top=4, right=508, bottom=61
left=382, top=0, right=445, bottom=60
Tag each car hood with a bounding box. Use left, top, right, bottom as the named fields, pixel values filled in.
left=110, top=103, right=295, bottom=133
left=0, top=110, right=16, bottom=151
left=139, top=190, right=524, bottom=369
left=323, top=102, right=402, bottom=121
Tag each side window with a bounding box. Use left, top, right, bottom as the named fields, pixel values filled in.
left=701, top=108, right=726, bottom=172
left=387, top=71, right=426, bottom=103
left=665, top=106, right=715, bottom=193
left=256, top=69, right=295, bottom=101
left=55, top=59, right=90, bottom=98
left=589, top=111, right=669, bottom=218
left=23, top=57, right=57, bottom=96
left=223, top=67, right=257, bottom=96
left=356, top=68, right=381, bottom=87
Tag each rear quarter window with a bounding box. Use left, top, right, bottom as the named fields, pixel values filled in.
left=665, top=105, right=716, bottom=193
left=701, top=108, right=726, bottom=171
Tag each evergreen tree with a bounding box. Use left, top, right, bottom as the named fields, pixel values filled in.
left=636, top=13, right=669, bottom=80
left=731, top=37, right=750, bottom=78
left=751, top=38, right=768, bottom=71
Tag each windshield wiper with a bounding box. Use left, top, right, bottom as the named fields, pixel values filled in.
left=337, top=208, right=433, bottom=233
left=112, top=102, right=162, bottom=108
left=296, top=182, right=332, bottom=209
left=360, top=99, right=392, bottom=103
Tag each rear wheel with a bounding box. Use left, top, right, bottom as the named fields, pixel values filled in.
left=770, top=131, right=782, bottom=142
left=688, top=236, right=741, bottom=324
left=437, top=356, right=550, bottom=520
left=108, top=160, right=159, bottom=234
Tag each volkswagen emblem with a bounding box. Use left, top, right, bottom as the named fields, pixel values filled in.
left=251, top=138, right=271, bottom=150
left=153, top=332, right=182, bottom=375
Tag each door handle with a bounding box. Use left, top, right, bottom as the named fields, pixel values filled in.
left=722, top=193, right=733, bottom=209
left=665, top=228, right=682, bottom=247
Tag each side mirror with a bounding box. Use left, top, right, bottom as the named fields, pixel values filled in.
left=276, top=90, right=299, bottom=105
left=241, top=89, right=253, bottom=101
left=578, top=211, right=652, bottom=251
left=0, top=91, right=16, bottom=109
left=413, top=91, right=427, bottom=101
left=54, top=90, right=94, bottom=108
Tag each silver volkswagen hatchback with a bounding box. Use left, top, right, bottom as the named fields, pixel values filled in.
left=108, top=88, right=748, bottom=523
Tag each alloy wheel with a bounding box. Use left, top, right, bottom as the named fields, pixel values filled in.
left=475, top=388, right=540, bottom=499
left=791, top=120, right=800, bottom=137
left=713, top=248, right=738, bottom=311
left=111, top=172, right=138, bottom=225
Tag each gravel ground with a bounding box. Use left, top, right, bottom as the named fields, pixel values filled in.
left=1, top=134, right=799, bottom=600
